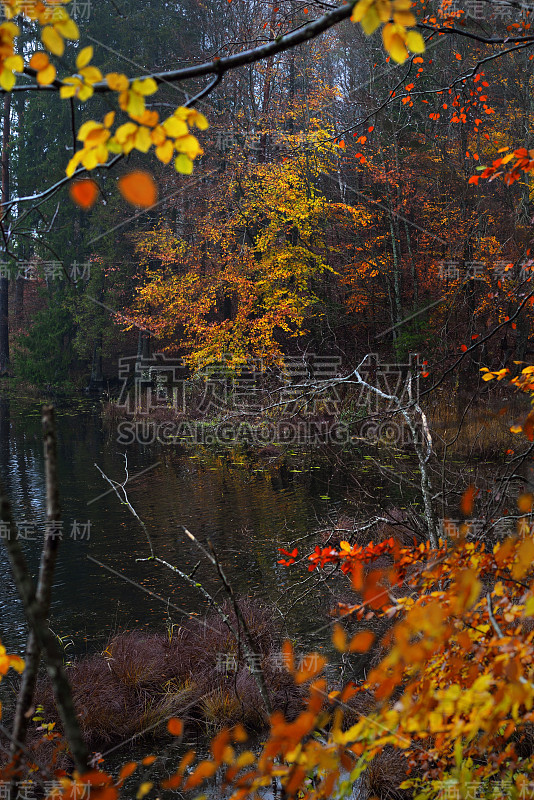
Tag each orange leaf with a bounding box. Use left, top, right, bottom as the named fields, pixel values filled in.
left=30, top=52, right=50, bottom=70
left=351, top=560, right=364, bottom=591
left=349, top=631, right=375, bottom=652
left=332, top=623, right=347, bottom=652
left=211, top=729, right=231, bottom=762
left=524, top=410, right=534, bottom=441
left=183, top=759, right=217, bottom=790
left=282, top=640, right=294, bottom=673
left=70, top=179, right=99, bottom=209
left=494, top=537, right=516, bottom=567
left=518, top=493, right=533, bottom=513
left=295, top=653, right=326, bottom=684
left=118, top=170, right=158, bottom=208
left=513, top=536, right=534, bottom=579
left=461, top=485, right=476, bottom=515
left=141, top=755, right=156, bottom=766
left=363, top=570, right=388, bottom=609
left=168, top=717, right=183, bottom=736
left=91, top=789, right=118, bottom=800
left=117, top=762, right=137, bottom=782
left=161, top=750, right=196, bottom=790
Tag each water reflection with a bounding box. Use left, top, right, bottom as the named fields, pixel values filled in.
left=0, top=397, right=353, bottom=659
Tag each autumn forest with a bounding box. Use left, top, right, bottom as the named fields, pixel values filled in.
left=2, top=1, right=534, bottom=800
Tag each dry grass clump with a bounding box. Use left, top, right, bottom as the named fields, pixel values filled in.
left=364, top=745, right=412, bottom=800
left=33, top=599, right=303, bottom=749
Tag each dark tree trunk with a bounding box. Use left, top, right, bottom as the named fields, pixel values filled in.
left=0, top=93, right=10, bottom=374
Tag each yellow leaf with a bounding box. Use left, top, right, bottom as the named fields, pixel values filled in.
left=134, top=126, right=152, bottom=153
left=389, top=35, right=408, bottom=62
left=361, top=6, right=381, bottom=35
left=393, top=10, right=416, bottom=25
left=42, top=25, right=64, bottom=56
left=525, top=595, right=534, bottom=616
left=55, top=16, right=79, bottom=40
left=351, top=0, right=375, bottom=22
left=136, top=782, right=153, bottom=799
left=1, top=22, right=19, bottom=37
left=406, top=30, right=425, bottom=53
left=510, top=424, right=523, bottom=434
left=76, top=45, right=93, bottom=69
left=162, top=116, right=188, bottom=138
left=78, top=120, right=104, bottom=141
left=191, top=110, right=209, bottom=130
left=60, top=84, right=76, bottom=98
left=77, top=83, right=94, bottom=102
left=80, top=66, right=102, bottom=83
left=175, top=153, right=193, bottom=174
left=235, top=751, right=255, bottom=768
left=174, top=134, right=203, bottom=159
left=0, top=68, right=16, bottom=91
left=132, top=77, right=158, bottom=95
left=36, top=63, right=56, bottom=85
left=106, top=72, right=129, bottom=91
left=376, top=0, right=392, bottom=22
left=4, top=55, right=22, bottom=75
left=66, top=152, right=82, bottom=177
left=127, top=91, right=145, bottom=117
left=155, top=139, right=174, bottom=163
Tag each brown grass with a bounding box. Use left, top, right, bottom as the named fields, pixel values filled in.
left=33, top=599, right=301, bottom=749
left=428, top=392, right=530, bottom=459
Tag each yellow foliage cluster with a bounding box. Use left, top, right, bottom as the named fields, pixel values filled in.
left=0, top=21, right=22, bottom=91
left=66, top=101, right=207, bottom=177
left=0, top=0, right=208, bottom=179
left=351, top=0, right=425, bottom=62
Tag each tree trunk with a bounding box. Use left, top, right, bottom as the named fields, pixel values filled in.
left=0, top=93, right=11, bottom=374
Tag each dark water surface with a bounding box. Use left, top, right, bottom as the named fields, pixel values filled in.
left=0, top=394, right=368, bottom=660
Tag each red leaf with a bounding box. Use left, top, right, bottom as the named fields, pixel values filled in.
left=70, top=179, right=99, bottom=209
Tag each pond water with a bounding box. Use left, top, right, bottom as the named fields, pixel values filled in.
left=0, top=393, right=382, bottom=659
